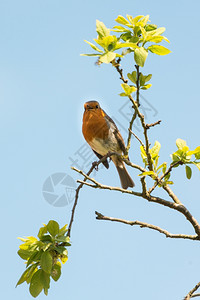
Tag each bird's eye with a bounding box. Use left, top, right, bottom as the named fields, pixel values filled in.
left=96, top=105, right=99, bottom=108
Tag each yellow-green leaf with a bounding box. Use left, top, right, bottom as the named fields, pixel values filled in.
left=115, top=42, right=138, bottom=50
left=115, top=15, right=130, bottom=26
left=147, top=27, right=166, bottom=36
left=148, top=45, right=171, bottom=55
left=150, top=141, right=161, bottom=159
left=141, top=84, right=152, bottom=90
left=140, top=15, right=150, bottom=26
left=121, top=83, right=137, bottom=95
left=96, top=20, right=110, bottom=37
left=84, top=40, right=103, bottom=52
left=134, top=47, right=148, bottom=67
left=176, top=138, right=187, bottom=150
left=131, top=15, right=144, bottom=25
left=99, top=52, right=116, bottom=64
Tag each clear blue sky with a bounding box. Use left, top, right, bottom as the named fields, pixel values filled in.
left=1, top=1, right=200, bottom=299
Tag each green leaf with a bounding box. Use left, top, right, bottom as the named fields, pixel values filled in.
left=99, top=52, right=116, bottom=64
left=26, top=250, right=42, bottom=267
left=185, top=165, right=192, bottom=179
left=29, top=269, right=44, bottom=298
left=127, top=71, right=137, bottom=84
left=134, top=47, right=148, bottom=67
left=121, top=83, right=137, bottom=95
left=164, top=173, right=170, bottom=182
left=141, top=84, right=152, bottom=90
left=96, top=20, right=110, bottom=37
left=144, top=74, right=152, bottom=83
left=16, top=264, right=37, bottom=287
left=26, top=264, right=39, bottom=284
left=148, top=45, right=171, bottom=55
left=58, top=224, right=68, bottom=236
left=17, top=249, right=33, bottom=260
left=115, top=15, right=130, bottom=26
left=84, top=40, right=103, bottom=52
left=40, top=234, right=53, bottom=243
left=41, top=251, right=53, bottom=274
left=47, top=220, right=59, bottom=237
left=38, top=225, right=48, bottom=239
left=145, top=24, right=157, bottom=31
left=55, top=236, right=71, bottom=243
left=176, top=138, right=187, bottom=150
left=51, top=262, right=61, bottom=282
left=40, top=270, right=50, bottom=290
left=171, top=153, right=180, bottom=162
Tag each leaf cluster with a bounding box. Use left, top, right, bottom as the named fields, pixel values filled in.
left=16, top=220, right=70, bottom=298
left=82, top=14, right=171, bottom=66
left=139, top=139, right=200, bottom=184
left=171, top=138, right=200, bottom=179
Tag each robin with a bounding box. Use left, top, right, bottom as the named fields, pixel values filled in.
left=82, top=100, right=135, bottom=189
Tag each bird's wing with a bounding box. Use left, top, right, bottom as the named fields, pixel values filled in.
left=103, top=111, right=126, bottom=154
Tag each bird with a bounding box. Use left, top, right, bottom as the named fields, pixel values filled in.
left=82, top=100, right=135, bottom=189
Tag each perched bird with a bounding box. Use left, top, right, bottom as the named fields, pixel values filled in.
left=82, top=100, right=135, bottom=189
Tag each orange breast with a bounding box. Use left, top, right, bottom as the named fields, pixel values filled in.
left=82, top=109, right=109, bottom=143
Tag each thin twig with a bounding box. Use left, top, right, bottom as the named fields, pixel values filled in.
left=95, top=211, right=198, bottom=240
left=125, top=111, right=137, bottom=156
left=184, top=281, right=200, bottom=299
left=149, top=161, right=183, bottom=194
left=129, top=129, right=145, bottom=148
left=146, top=120, right=162, bottom=129
left=135, top=64, right=140, bottom=106
left=67, top=152, right=115, bottom=237
left=114, top=58, right=128, bottom=83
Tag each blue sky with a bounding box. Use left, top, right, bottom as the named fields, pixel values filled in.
left=1, top=1, right=200, bottom=299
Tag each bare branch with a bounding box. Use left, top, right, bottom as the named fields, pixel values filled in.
left=146, top=120, right=162, bottom=129
left=184, top=282, right=200, bottom=299
left=75, top=174, right=142, bottom=197
left=95, top=211, right=198, bottom=240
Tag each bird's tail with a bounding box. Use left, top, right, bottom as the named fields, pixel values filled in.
left=114, top=159, right=135, bottom=189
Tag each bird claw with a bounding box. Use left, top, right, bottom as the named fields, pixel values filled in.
left=92, top=161, right=99, bottom=171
